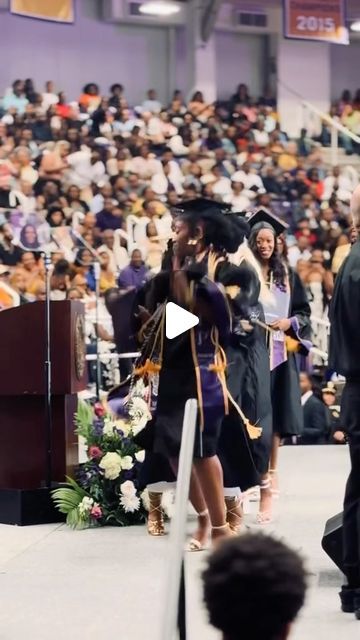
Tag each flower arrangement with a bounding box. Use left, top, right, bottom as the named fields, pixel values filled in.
left=52, top=400, right=147, bottom=529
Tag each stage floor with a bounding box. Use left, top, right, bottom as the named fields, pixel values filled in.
left=0, top=446, right=358, bottom=639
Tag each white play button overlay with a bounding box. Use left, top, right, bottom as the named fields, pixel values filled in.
left=165, top=302, right=199, bottom=339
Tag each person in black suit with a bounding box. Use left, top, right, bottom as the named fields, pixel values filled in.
left=329, top=185, right=360, bottom=619
left=298, top=372, right=329, bottom=445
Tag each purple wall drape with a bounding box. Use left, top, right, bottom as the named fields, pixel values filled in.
left=0, top=0, right=171, bottom=104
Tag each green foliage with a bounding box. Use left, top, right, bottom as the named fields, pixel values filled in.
left=52, top=477, right=90, bottom=530
left=75, top=400, right=95, bottom=440
left=52, top=403, right=147, bottom=529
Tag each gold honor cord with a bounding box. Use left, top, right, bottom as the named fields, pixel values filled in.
left=252, top=318, right=300, bottom=354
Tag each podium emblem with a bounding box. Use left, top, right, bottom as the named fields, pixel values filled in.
left=75, top=314, right=86, bottom=380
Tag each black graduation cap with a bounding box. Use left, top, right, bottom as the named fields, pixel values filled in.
left=242, top=207, right=289, bottom=236
left=172, top=197, right=232, bottom=216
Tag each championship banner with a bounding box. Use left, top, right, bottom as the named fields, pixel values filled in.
left=283, top=0, right=349, bottom=45
left=10, top=0, right=74, bottom=23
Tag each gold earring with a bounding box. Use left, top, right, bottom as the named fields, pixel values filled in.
left=187, top=239, right=197, bottom=246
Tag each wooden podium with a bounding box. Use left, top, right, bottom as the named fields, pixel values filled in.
left=0, top=300, right=87, bottom=525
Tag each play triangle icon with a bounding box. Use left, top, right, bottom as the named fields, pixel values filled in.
left=165, top=302, right=199, bottom=339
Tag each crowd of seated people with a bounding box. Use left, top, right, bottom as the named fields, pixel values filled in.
left=319, top=88, right=360, bottom=155
left=0, top=79, right=358, bottom=393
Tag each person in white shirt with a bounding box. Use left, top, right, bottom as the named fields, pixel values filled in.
left=113, top=109, right=141, bottom=136
left=129, top=145, right=162, bottom=180
left=66, top=148, right=106, bottom=190
left=97, top=229, right=129, bottom=274
left=15, top=181, right=37, bottom=216
left=201, top=164, right=232, bottom=198
left=90, top=183, right=117, bottom=215
left=252, top=121, right=270, bottom=148
left=42, top=81, right=59, bottom=112
left=142, top=89, right=162, bottom=114
left=287, top=235, right=312, bottom=268
left=322, top=166, right=353, bottom=203
left=223, top=180, right=252, bottom=212
left=162, top=149, right=185, bottom=188
left=151, top=159, right=184, bottom=196
left=232, top=162, right=265, bottom=193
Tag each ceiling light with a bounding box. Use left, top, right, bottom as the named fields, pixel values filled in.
left=139, top=1, right=181, bottom=16
left=350, top=20, right=360, bottom=32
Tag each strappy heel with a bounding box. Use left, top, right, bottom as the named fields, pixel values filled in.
left=187, top=509, right=210, bottom=552
left=211, top=522, right=234, bottom=545
left=256, top=479, right=273, bottom=525
left=147, top=492, right=166, bottom=537
left=225, top=496, right=244, bottom=534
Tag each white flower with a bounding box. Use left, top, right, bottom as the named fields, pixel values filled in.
left=78, top=496, right=94, bottom=516
left=103, top=418, right=116, bottom=437
left=120, top=480, right=137, bottom=497
left=99, top=452, right=122, bottom=480
left=161, top=490, right=176, bottom=519
left=128, top=397, right=152, bottom=435
left=115, top=419, right=131, bottom=436
left=135, top=450, right=145, bottom=463
left=120, top=494, right=141, bottom=513
left=132, top=379, right=147, bottom=396
left=121, top=455, right=134, bottom=470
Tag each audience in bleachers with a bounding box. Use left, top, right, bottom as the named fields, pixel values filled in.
left=0, top=78, right=358, bottom=399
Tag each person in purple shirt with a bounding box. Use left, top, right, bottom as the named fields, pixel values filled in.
left=96, top=198, right=124, bottom=232
left=117, top=249, right=150, bottom=290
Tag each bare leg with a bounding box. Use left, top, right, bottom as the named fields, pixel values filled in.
left=170, top=459, right=211, bottom=547
left=269, top=433, right=281, bottom=495
left=194, top=455, right=231, bottom=542
left=270, top=433, right=281, bottom=469
left=257, top=473, right=273, bottom=525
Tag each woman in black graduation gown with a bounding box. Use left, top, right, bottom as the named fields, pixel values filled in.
left=217, top=215, right=273, bottom=532
left=247, top=211, right=311, bottom=523
left=134, top=199, right=260, bottom=548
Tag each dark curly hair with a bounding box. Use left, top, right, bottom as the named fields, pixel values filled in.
left=248, top=222, right=287, bottom=288
left=203, top=533, right=307, bottom=640
left=179, top=208, right=245, bottom=254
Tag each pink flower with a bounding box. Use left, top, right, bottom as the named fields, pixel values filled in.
left=91, top=505, right=102, bottom=519
left=94, top=402, right=106, bottom=417
left=88, top=445, right=103, bottom=459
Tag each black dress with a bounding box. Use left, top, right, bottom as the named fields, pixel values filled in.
left=137, top=258, right=260, bottom=462
left=212, top=260, right=272, bottom=489
left=270, top=269, right=311, bottom=437
left=218, top=302, right=272, bottom=490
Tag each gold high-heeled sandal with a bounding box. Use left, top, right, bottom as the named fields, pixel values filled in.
left=188, top=509, right=210, bottom=552
left=225, top=496, right=244, bottom=534
left=147, top=492, right=166, bottom=537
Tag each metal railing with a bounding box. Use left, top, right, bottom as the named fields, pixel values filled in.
left=310, top=314, right=330, bottom=365
left=278, top=79, right=360, bottom=165
left=160, top=399, right=198, bottom=640
left=85, top=314, right=331, bottom=367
